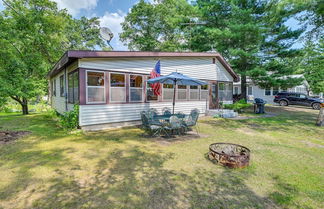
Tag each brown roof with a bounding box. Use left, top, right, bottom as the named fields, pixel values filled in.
left=48, top=50, right=239, bottom=81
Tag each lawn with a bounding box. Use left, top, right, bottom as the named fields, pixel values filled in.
left=0, top=106, right=323, bottom=209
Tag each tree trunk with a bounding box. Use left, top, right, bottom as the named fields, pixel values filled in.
left=21, top=98, right=29, bottom=115
left=240, top=75, right=247, bottom=101
left=316, top=105, right=324, bottom=126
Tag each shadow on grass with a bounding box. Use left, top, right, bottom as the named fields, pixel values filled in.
left=0, top=147, right=71, bottom=200
left=31, top=146, right=279, bottom=209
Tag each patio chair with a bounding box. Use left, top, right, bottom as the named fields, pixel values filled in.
left=176, top=111, right=185, bottom=119
left=166, top=116, right=185, bottom=135
left=141, top=112, right=167, bottom=136
left=183, top=109, right=200, bottom=134
left=162, top=107, right=172, bottom=116
left=146, top=108, right=161, bottom=125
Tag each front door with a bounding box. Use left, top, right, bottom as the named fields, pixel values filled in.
left=209, top=82, right=218, bottom=109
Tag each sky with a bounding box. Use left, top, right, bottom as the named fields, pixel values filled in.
left=0, top=0, right=305, bottom=50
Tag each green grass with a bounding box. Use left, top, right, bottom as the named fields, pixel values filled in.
left=0, top=106, right=323, bottom=209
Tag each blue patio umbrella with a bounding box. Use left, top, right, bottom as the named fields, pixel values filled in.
left=147, top=72, right=207, bottom=114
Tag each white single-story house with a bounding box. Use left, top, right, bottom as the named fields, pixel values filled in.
left=48, top=50, right=239, bottom=130
left=233, top=75, right=322, bottom=104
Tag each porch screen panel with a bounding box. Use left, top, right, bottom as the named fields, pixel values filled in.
left=200, top=85, right=208, bottom=100
left=110, top=73, right=126, bottom=102
left=163, top=84, right=173, bottom=101
left=190, top=86, right=199, bottom=100
left=177, top=85, right=187, bottom=100
left=87, top=71, right=105, bottom=103
left=218, top=82, right=232, bottom=101
left=130, top=75, right=143, bottom=102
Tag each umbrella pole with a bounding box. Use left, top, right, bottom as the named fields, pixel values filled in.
left=172, top=80, right=177, bottom=114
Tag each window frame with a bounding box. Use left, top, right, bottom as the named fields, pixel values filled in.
left=146, top=75, right=159, bottom=102
left=264, top=88, right=271, bottom=96
left=129, top=74, right=144, bottom=103
left=162, top=83, right=174, bottom=101
left=234, top=86, right=239, bottom=95
left=110, top=72, right=126, bottom=103
left=247, top=86, right=253, bottom=96
left=189, top=85, right=199, bottom=101
left=200, top=84, right=209, bottom=101
left=177, top=85, right=187, bottom=100
left=59, top=75, right=64, bottom=97
left=86, top=70, right=106, bottom=104
left=68, top=70, right=79, bottom=104
left=53, top=79, right=56, bottom=97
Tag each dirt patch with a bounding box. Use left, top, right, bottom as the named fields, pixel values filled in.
left=154, top=132, right=209, bottom=146
left=236, top=127, right=256, bottom=136
left=0, top=130, right=31, bottom=144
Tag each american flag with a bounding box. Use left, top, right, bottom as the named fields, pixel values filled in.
left=150, top=60, right=161, bottom=96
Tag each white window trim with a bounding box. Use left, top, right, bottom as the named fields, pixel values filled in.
left=86, top=70, right=106, bottom=104
left=129, top=74, right=144, bottom=102
left=177, top=85, right=187, bottom=100
left=247, top=86, right=253, bottom=96
left=189, top=86, right=199, bottom=100
left=234, top=86, right=239, bottom=95
left=110, top=72, right=126, bottom=103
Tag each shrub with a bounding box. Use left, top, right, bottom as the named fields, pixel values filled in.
left=59, top=105, right=79, bottom=130
left=224, top=99, right=251, bottom=113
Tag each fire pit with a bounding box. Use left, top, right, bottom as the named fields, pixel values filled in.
left=208, top=143, right=250, bottom=168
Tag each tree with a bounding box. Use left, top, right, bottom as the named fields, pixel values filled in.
left=248, top=0, right=305, bottom=90
left=120, top=0, right=194, bottom=51
left=191, top=0, right=303, bottom=99
left=301, top=39, right=324, bottom=94
left=0, top=0, right=106, bottom=114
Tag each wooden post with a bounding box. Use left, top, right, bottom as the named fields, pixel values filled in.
left=316, top=103, right=324, bottom=126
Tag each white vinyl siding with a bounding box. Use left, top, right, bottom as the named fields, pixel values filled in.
left=79, top=58, right=233, bottom=82
left=79, top=101, right=208, bottom=126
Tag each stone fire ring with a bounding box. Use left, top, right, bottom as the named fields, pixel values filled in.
left=208, top=143, right=250, bottom=168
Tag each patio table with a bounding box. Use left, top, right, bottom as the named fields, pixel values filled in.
left=153, top=114, right=186, bottom=121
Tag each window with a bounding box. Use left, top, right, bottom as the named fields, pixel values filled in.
left=272, top=87, right=279, bottom=96
left=53, top=79, right=56, bottom=96
left=59, top=75, right=64, bottom=97
left=146, top=76, right=158, bottom=101
left=190, top=86, right=199, bottom=100
left=299, top=94, right=307, bottom=99
left=129, top=74, right=143, bottom=102
left=68, top=70, right=79, bottom=104
left=234, top=86, right=239, bottom=95
left=218, top=82, right=232, bottom=101
left=163, top=84, right=174, bottom=101
left=200, top=85, right=209, bottom=100
left=110, top=73, right=126, bottom=102
left=87, top=71, right=105, bottom=103
left=177, top=85, right=187, bottom=100
left=247, top=86, right=253, bottom=96
left=265, top=88, right=271, bottom=96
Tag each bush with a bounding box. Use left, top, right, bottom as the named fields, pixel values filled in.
left=224, top=99, right=251, bottom=113
left=58, top=105, right=79, bottom=130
